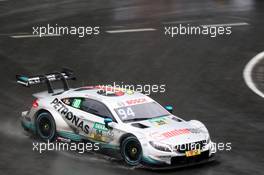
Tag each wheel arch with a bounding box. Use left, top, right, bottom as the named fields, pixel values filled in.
left=33, top=109, right=58, bottom=132
left=34, top=109, right=53, bottom=123
left=34, top=109, right=57, bottom=141
left=119, top=133, right=137, bottom=146
left=34, top=108, right=70, bottom=133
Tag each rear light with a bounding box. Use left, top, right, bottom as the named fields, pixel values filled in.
left=32, top=99, right=39, bottom=108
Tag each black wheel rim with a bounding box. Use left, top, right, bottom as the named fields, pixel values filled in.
left=124, top=140, right=142, bottom=163
left=37, top=113, right=54, bottom=139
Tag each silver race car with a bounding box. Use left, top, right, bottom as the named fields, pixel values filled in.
left=16, top=69, right=216, bottom=168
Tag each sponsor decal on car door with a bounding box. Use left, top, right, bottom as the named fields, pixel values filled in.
left=90, top=121, right=114, bottom=143
left=51, top=98, right=92, bottom=135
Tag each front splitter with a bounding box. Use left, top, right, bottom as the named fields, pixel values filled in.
left=141, top=154, right=217, bottom=170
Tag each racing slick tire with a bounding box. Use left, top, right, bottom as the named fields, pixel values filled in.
left=121, top=136, right=142, bottom=166
left=35, top=112, right=56, bottom=141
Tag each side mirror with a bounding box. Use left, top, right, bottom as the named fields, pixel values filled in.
left=165, top=105, right=173, bottom=113
left=104, top=118, right=113, bottom=129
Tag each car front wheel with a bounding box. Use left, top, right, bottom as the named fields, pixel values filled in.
left=121, top=136, right=142, bottom=166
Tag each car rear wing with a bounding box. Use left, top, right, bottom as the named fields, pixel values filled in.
left=16, top=68, right=76, bottom=93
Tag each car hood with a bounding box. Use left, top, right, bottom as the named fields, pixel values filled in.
left=130, top=115, right=208, bottom=145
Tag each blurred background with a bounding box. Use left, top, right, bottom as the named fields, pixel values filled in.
left=0, top=0, right=263, bottom=175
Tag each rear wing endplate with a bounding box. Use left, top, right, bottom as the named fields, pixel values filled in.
left=16, top=68, right=76, bottom=93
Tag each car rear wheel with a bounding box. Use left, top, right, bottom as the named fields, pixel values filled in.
left=121, top=136, right=142, bottom=166
left=36, top=112, right=56, bottom=141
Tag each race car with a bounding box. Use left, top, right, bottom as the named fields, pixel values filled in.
left=16, top=69, right=216, bottom=168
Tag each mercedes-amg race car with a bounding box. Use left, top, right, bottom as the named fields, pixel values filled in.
left=16, top=69, right=216, bottom=168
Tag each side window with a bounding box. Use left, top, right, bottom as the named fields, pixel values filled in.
left=62, top=98, right=83, bottom=109
left=62, top=98, right=114, bottom=120
left=81, top=99, right=113, bottom=119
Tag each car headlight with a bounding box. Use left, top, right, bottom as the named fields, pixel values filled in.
left=149, top=141, right=172, bottom=152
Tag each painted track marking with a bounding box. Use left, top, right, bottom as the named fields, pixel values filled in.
left=201, top=22, right=249, bottom=27
left=106, top=28, right=156, bottom=34
left=243, top=51, right=264, bottom=98
left=11, top=34, right=61, bottom=38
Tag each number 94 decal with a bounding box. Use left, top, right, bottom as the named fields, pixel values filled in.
left=116, top=107, right=135, bottom=120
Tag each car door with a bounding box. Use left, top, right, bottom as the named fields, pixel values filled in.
left=79, top=98, right=115, bottom=143
left=60, top=97, right=95, bottom=137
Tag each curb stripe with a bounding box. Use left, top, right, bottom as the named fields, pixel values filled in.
left=243, top=51, right=264, bottom=98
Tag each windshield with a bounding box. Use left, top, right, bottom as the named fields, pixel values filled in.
left=114, top=102, right=170, bottom=122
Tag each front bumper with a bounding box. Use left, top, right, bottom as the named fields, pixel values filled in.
left=142, top=151, right=216, bottom=170
left=141, top=141, right=216, bottom=167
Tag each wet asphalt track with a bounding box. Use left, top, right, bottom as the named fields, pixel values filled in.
left=0, top=0, right=264, bottom=175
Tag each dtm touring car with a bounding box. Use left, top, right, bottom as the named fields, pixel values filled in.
left=16, top=69, right=216, bottom=168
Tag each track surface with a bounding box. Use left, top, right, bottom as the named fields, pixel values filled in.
left=0, top=0, right=264, bottom=175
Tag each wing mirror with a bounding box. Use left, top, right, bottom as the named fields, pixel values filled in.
left=165, top=105, right=173, bottom=113
left=104, top=118, right=113, bottom=129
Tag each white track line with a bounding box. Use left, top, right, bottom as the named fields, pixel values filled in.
left=243, top=51, right=264, bottom=98
left=106, top=28, right=156, bottom=34
left=227, top=16, right=249, bottom=21
left=201, top=22, right=249, bottom=27
left=11, top=34, right=61, bottom=38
